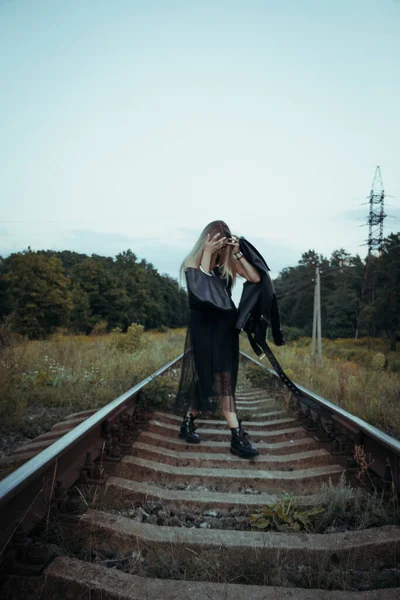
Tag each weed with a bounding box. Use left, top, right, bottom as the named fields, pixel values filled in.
left=250, top=493, right=325, bottom=532
left=353, top=445, right=375, bottom=484
left=315, top=472, right=355, bottom=531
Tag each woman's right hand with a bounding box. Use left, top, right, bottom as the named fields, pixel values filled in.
left=203, top=232, right=227, bottom=255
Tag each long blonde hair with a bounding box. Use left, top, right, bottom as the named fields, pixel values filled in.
left=180, top=220, right=236, bottom=286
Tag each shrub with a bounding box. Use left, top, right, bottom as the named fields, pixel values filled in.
left=315, top=472, right=354, bottom=532
left=90, top=320, right=109, bottom=336
left=371, top=352, right=386, bottom=370
left=113, top=323, right=145, bottom=353
left=315, top=471, right=398, bottom=532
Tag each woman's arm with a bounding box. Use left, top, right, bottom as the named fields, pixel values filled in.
left=229, top=235, right=260, bottom=283
left=234, top=255, right=261, bottom=282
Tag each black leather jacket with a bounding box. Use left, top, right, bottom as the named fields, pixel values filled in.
left=236, top=238, right=285, bottom=348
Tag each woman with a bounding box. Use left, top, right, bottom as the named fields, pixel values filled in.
left=174, top=220, right=261, bottom=459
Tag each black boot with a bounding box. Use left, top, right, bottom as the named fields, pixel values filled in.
left=179, top=413, right=200, bottom=444
left=238, top=419, right=249, bottom=437
left=230, top=427, right=259, bottom=459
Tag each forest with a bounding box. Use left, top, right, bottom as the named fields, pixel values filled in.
left=0, top=231, right=399, bottom=345
left=0, top=248, right=188, bottom=338
left=274, top=232, right=400, bottom=349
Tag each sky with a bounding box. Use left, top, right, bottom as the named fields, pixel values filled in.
left=1, top=0, right=399, bottom=299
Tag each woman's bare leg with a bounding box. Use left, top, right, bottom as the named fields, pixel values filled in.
left=222, top=409, right=239, bottom=429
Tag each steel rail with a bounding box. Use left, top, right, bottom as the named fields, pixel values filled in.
left=1, top=348, right=399, bottom=562
left=240, top=351, right=400, bottom=485
left=0, top=353, right=183, bottom=557
left=0, top=353, right=183, bottom=509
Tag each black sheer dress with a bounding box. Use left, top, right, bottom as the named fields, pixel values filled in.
left=173, top=266, right=239, bottom=415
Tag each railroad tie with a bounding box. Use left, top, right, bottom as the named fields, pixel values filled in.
left=1, top=378, right=400, bottom=599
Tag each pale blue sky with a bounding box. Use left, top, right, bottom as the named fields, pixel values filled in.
left=1, top=0, right=399, bottom=295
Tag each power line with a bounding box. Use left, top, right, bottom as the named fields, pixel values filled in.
left=275, top=264, right=356, bottom=299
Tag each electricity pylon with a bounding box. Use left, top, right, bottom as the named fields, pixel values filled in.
left=367, top=166, right=386, bottom=255
left=355, top=166, right=387, bottom=338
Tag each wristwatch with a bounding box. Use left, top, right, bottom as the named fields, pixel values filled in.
left=234, top=251, right=244, bottom=260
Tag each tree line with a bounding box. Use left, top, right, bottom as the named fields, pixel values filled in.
left=1, top=232, right=399, bottom=344
left=274, top=232, right=400, bottom=350
left=0, top=248, right=188, bottom=338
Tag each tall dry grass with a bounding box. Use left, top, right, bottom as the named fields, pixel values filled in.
left=0, top=328, right=186, bottom=428
left=2, top=327, right=399, bottom=438
left=241, top=336, right=400, bottom=438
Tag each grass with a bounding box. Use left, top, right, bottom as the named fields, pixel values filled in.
left=0, top=328, right=186, bottom=432
left=240, top=335, right=400, bottom=438
left=1, top=326, right=399, bottom=440
left=2, top=327, right=398, bottom=593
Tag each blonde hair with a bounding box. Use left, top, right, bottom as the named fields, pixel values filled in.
left=180, top=220, right=236, bottom=286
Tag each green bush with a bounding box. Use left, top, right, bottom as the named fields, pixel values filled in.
left=371, top=352, right=386, bottom=370
left=315, top=472, right=354, bottom=532
left=90, top=320, right=109, bottom=336
left=113, top=323, right=145, bottom=353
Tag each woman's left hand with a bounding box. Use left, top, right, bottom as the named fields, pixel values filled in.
left=227, top=235, right=240, bottom=253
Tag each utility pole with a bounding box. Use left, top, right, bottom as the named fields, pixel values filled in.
left=311, top=266, right=322, bottom=364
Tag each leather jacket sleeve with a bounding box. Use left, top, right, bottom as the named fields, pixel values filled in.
left=236, top=238, right=285, bottom=346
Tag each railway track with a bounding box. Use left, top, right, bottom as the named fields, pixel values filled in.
left=0, top=352, right=399, bottom=599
